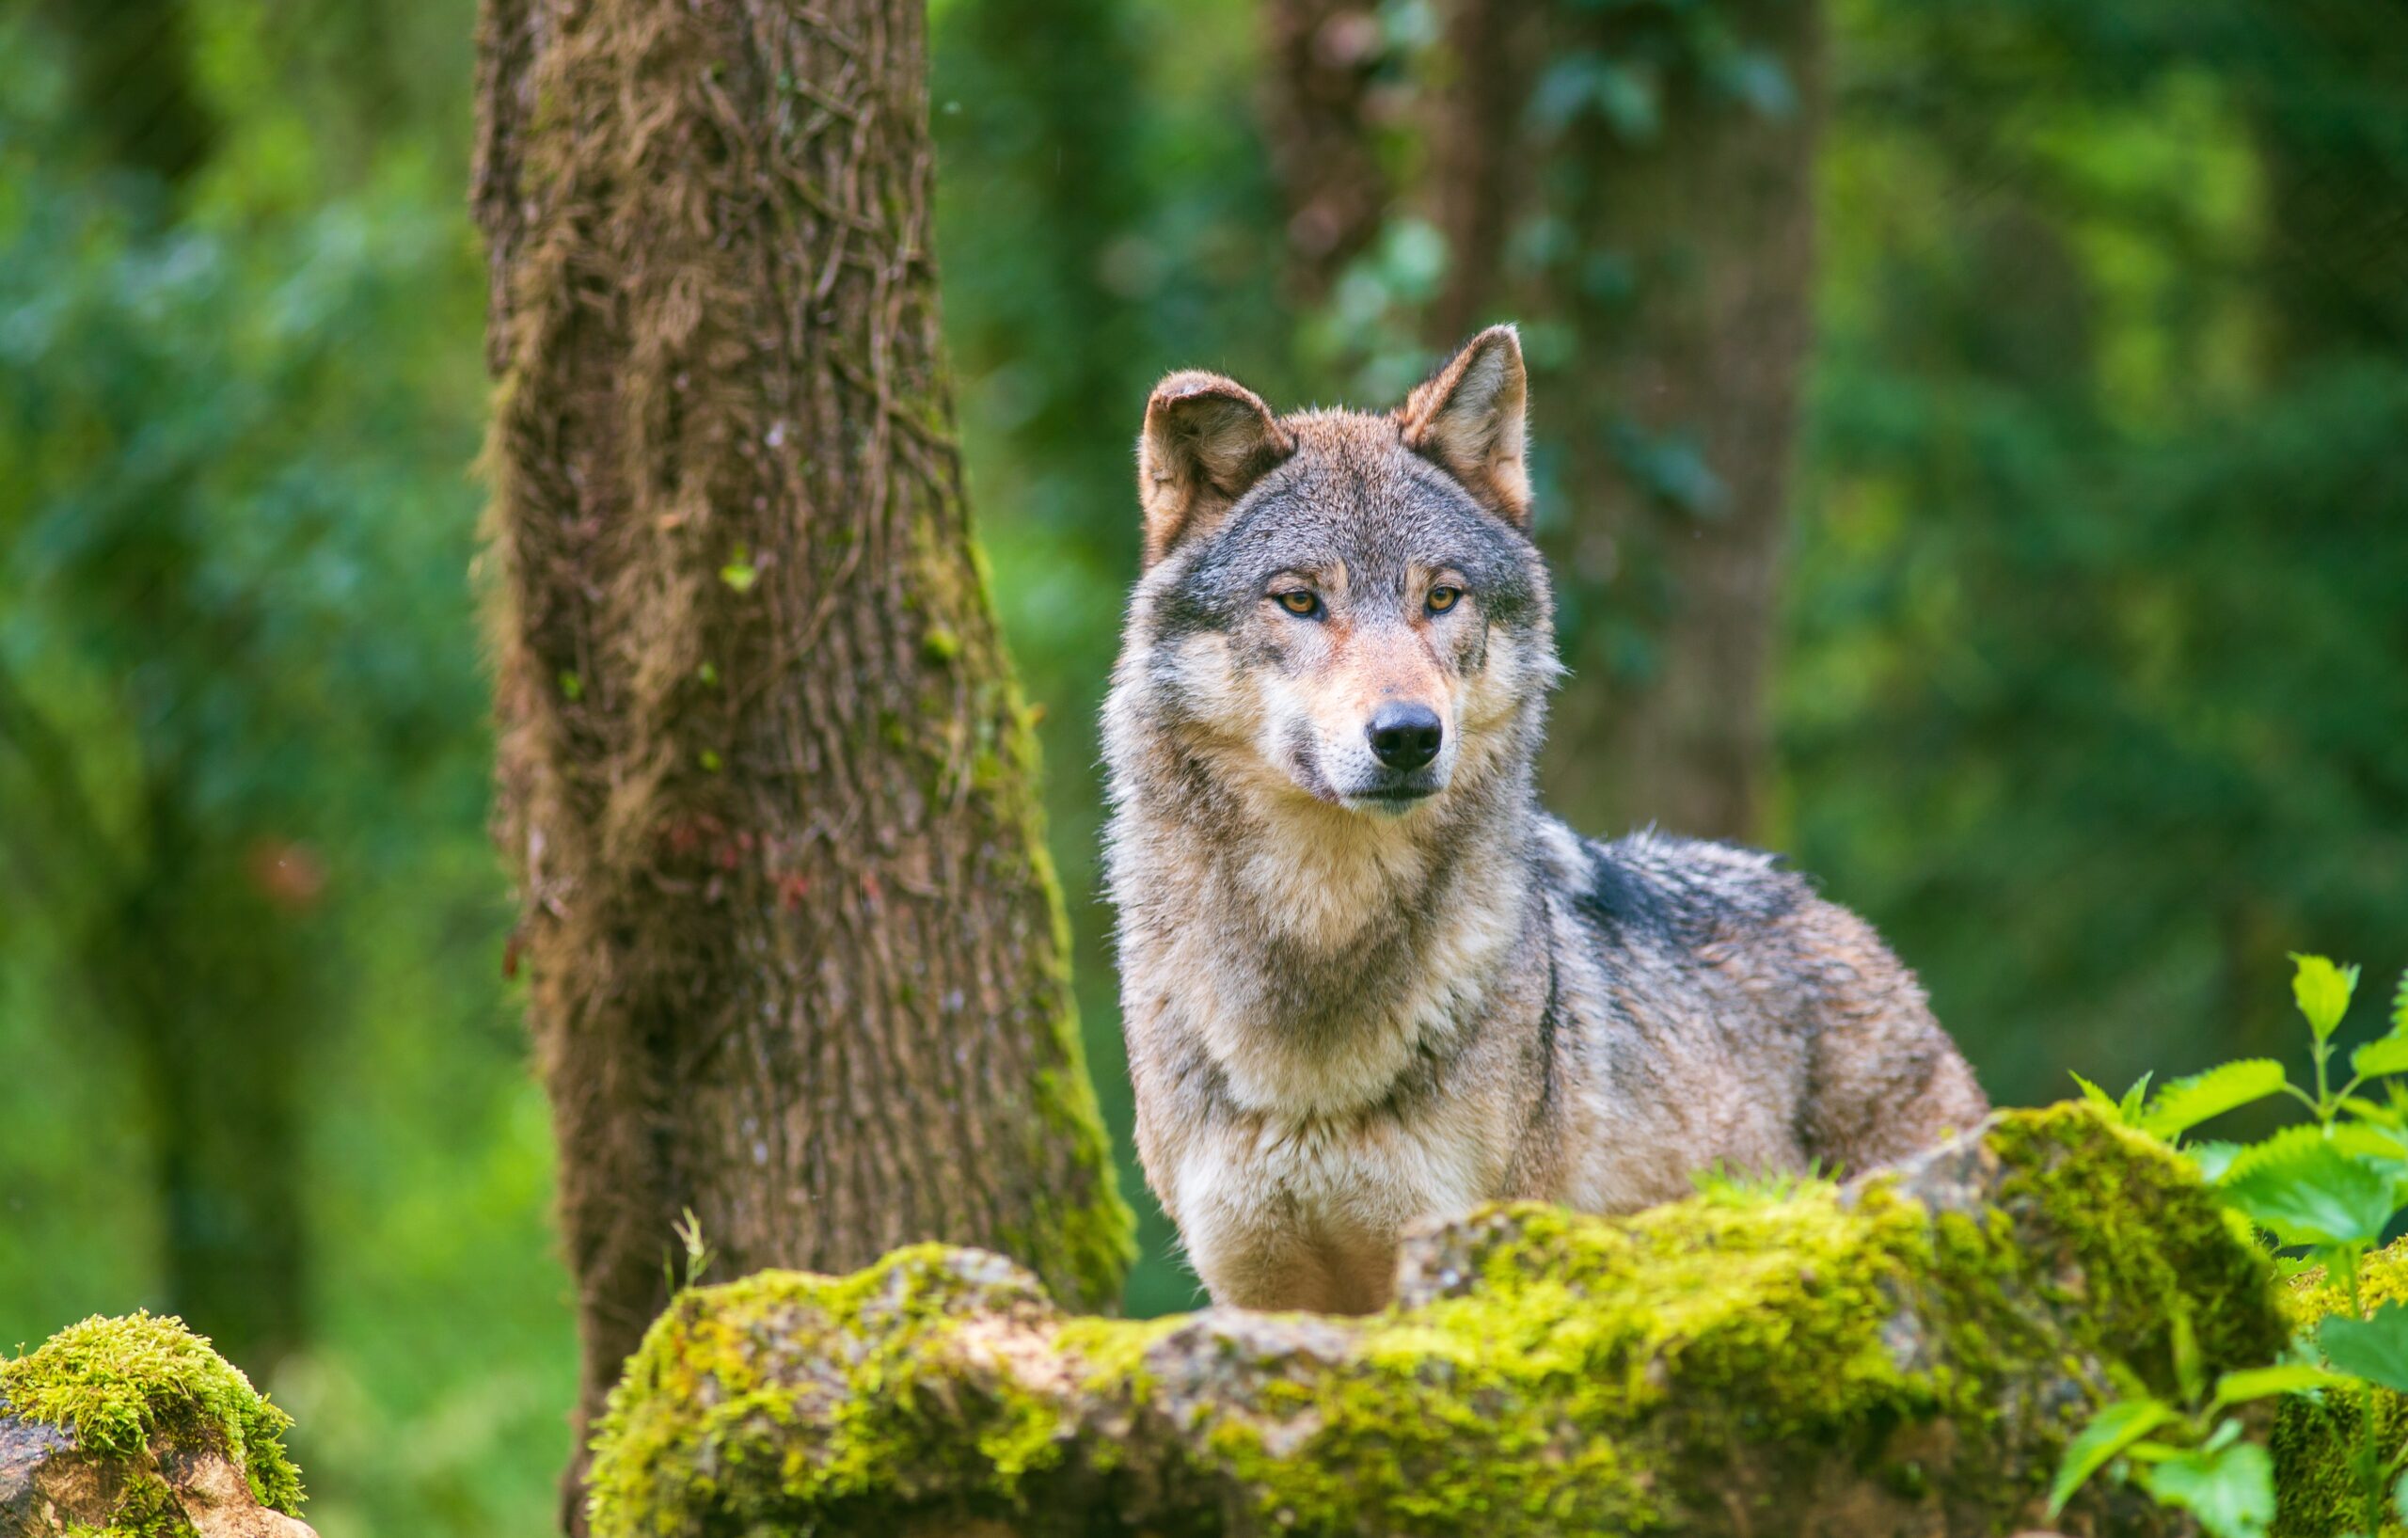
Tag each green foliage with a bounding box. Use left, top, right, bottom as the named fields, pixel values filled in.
left=0, top=1310, right=303, bottom=1514
left=2142, top=1430, right=2277, bottom=1538
left=2053, top=955, right=2408, bottom=1536
left=2318, top=1307, right=2408, bottom=1399
left=2143, top=1062, right=2288, bottom=1143
left=0, top=6, right=572, bottom=1536
left=1790, top=0, right=2408, bottom=1111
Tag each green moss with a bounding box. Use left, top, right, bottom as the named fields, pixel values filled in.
left=587, top=1246, right=1073, bottom=1537
left=66, top=1471, right=199, bottom=1538
left=1987, top=1103, right=2288, bottom=1381
left=586, top=1106, right=2282, bottom=1537
left=0, top=1310, right=304, bottom=1517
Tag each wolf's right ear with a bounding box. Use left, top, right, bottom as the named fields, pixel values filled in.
left=1137, top=372, right=1293, bottom=568
left=1398, top=325, right=1530, bottom=529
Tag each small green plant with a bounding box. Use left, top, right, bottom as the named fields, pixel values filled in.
left=665, top=1207, right=713, bottom=1295
left=2052, top=954, right=2408, bottom=1538
left=1688, top=1156, right=1835, bottom=1207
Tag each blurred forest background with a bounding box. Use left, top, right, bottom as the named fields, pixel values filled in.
left=1, top=0, right=2402, bottom=1532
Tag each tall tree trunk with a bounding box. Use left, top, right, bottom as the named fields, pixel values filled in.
left=1423, top=0, right=1538, bottom=347
left=1259, top=0, right=1395, bottom=300
left=470, top=0, right=1133, bottom=1525
left=8, top=8, right=311, bottom=1381
left=0, top=672, right=310, bottom=1384
left=1426, top=0, right=1823, bottom=842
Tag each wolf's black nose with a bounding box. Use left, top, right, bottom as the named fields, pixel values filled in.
left=1368, top=704, right=1444, bottom=770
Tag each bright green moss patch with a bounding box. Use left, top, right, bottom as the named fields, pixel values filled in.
left=0, top=1310, right=304, bottom=1515
left=585, top=1106, right=2283, bottom=1537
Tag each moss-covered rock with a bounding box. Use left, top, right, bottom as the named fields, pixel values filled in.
left=0, top=1312, right=311, bottom=1538
left=586, top=1103, right=2287, bottom=1537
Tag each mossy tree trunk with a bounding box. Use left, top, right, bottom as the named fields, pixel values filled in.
left=1422, top=0, right=1823, bottom=842
left=470, top=0, right=1133, bottom=1524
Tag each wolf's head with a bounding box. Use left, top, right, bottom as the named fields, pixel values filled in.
left=1113, top=326, right=1557, bottom=823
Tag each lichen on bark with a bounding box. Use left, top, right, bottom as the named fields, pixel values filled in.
left=585, top=1104, right=2286, bottom=1536
left=0, top=1311, right=310, bottom=1538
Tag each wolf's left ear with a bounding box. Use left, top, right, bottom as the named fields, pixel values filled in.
left=1398, top=325, right=1530, bottom=529
left=1137, top=373, right=1294, bottom=568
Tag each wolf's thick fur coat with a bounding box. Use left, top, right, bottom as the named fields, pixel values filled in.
left=1103, top=326, right=1988, bottom=1313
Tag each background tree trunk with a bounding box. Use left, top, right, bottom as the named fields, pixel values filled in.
left=1427, top=0, right=1824, bottom=842
left=471, top=0, right=1133, bottom=1524
left=1, top=5, right=309, bottom=1385
left=1259, top=0, right=1395, bottom=301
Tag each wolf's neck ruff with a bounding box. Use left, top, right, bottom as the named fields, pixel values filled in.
left=1106, top=698, right=1541, bottom=1119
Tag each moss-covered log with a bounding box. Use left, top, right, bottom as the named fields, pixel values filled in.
left=0, top=1312, right=310, bottom=1538
left=585, top=1104, right=2287, bottom=1536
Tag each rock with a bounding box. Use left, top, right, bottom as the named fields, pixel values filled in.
left=586, top=1103, right=2288, bottom=1536
left=0, top=1312, right=313, bottom=1538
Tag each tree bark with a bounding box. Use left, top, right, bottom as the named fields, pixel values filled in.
left=1259, top=0, right=1395, bottom=300
left=583, top=1106, right=2288, bottom=1538
left=1425, top=0, right=1824, bottom=843
left=1422, top=0, right=1539, bottom=347
left=470, top=0, right=1133, bottom=1524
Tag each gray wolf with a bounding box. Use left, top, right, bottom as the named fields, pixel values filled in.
left=1102, top=325, right=1988, bottom=1313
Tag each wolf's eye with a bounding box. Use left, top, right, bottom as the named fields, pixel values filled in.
left=1275, top=591, right=1322, bottom=618
left=1426, top=585, right=1463, bottom=614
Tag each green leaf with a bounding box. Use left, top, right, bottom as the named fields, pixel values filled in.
left=2353, top=1034, right=2408, bottom=1080
left=2172, top=1310, right=2206, bottom=1404
left=2319, top=1302, right=2408, bottom=1396
left=2140, top=1059, right=2288, bottom=1140
left=2223, top=1122, right=2408, bottom=1183
left=2121, top=1071, right=2155, bottom=1123
left=2189, top=1141, right=2244, bottom=1182
left=2050, top=1398, right=2175, bottom=1515
left=2393, top=1467, right=2408, bottom=1524
left=2072, top=1071, right=2125, bottom=1122
left=2138, top=1434, right=2275, bottom=1538
left=2293, top=953, right=2362, bottom=1041
left=2222, top=1135, right=2398, bottom=1247
left=719, top=561, right=758, bottom=594
left=2211, top=1363, right=2353, bottom=1406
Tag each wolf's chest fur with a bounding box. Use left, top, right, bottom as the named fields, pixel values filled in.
left=1111, top=781, right=1566, bottom=1311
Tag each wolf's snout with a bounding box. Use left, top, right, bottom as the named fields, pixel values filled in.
left=1367, top=703, right=1444, bottom=770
